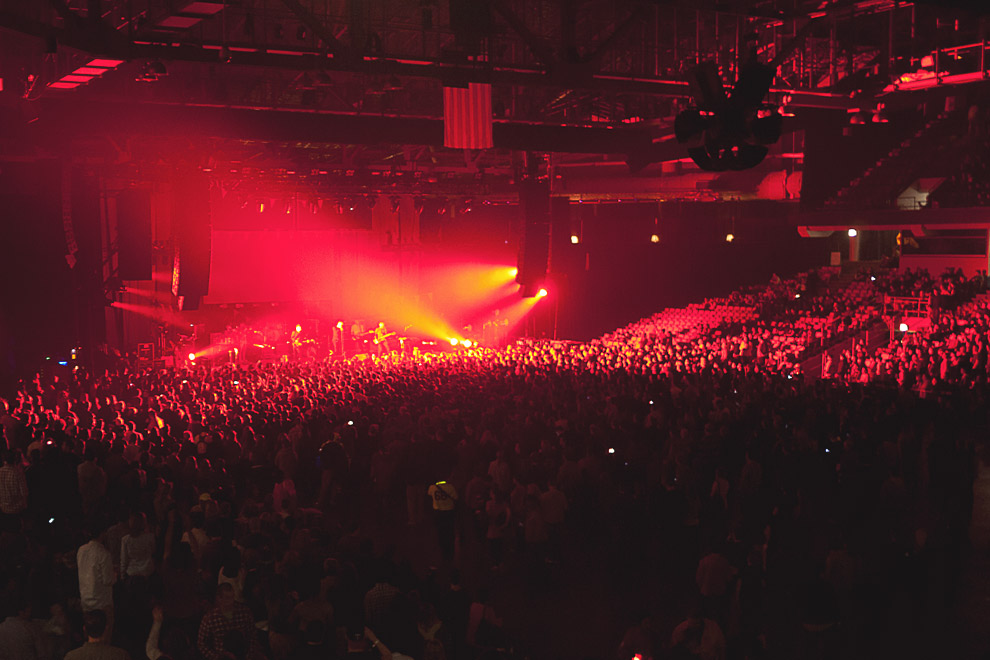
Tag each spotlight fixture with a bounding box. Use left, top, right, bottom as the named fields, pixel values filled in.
left=104, top=276, right=125, bottom=295
left=389, top=196, right=401, bottom=213
left=519, top=282, right=543, bottom=298
left=650, top=234, right=660, bottom=243
left=136, top=60, right=167, bottom=82
left=570, top=234, right=580, bottom=244
left=872, top=103, right=889, bottom=123
left=725, top=233, right=735, bottom=243
left=847, top=228, right=858, bottom=237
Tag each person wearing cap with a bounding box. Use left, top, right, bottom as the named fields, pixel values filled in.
left=428, top=480, right=458, bottom=561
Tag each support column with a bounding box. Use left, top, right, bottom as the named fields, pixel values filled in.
left=984, top=228, right=989, bottom=274
left=848, top=230, right=861, bottom=262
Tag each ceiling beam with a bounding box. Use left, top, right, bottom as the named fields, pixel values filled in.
left=7, top=99, right=656, bottom=155
left=799, top=207, right=990, bottom=230
left=0, top=16, right=855, bottom=109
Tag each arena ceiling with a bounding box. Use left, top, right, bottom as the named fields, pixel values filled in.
left=0, top=0, right=988, bottom=198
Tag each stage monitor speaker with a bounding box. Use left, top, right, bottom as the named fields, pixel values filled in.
left=515, top=177, right=550, bottom=292
left=117, top=188, right=153, bottom=280
left=171, top=175, right=212, bottom=299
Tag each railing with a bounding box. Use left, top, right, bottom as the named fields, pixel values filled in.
left=801, top=319, right=888, bottom=381
left=885, top=40, right=990, bottom=93
left=883, top=294, right=931, bottom=318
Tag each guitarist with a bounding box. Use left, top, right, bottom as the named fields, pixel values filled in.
left=372, top=322, right=393, bottom=355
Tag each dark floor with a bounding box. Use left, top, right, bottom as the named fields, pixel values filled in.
left=356, top=454, right=990, bottom=660
left=958, top=455, right=990, bottom=660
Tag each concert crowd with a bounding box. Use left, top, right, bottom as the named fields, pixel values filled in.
left=0, top=266, right=985, bottom=660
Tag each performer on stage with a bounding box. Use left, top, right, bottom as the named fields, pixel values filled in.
left=333, top=321, right=346, bottom=359
left=290, top=324, right=318, bottom=360
left=290, top=324, right=304, bottom=358
left=372, top=321, right=393, bottom=355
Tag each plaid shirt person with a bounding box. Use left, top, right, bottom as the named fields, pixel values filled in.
left=0, top=455, right=28, bottom=515
left=197, top=584, right=262, bottom=660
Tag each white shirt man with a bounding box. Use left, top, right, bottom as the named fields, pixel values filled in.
left=78, top=536, right=116, bottom=613
left=121, top=532, right=156, bottom=577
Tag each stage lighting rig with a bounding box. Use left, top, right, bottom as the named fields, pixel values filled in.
left=136, top=60, right=167, bottom=83
left=674, top=59, right=782, bottom=171
left=103, top=277, right=125, bottom=305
